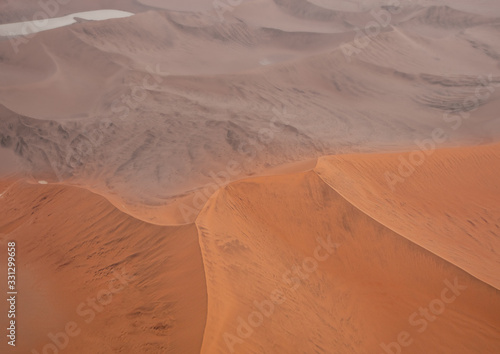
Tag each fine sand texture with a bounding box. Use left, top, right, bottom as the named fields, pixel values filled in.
left=196, top=143, right=500, bottom=353
left=0, top=179, right=207, bottom=353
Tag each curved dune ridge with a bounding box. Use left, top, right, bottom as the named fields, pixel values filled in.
left=1, top=143, right=499, bottom=353
left=315, top=142, right=500, bottom=290
left=196, top=142, right=500, bottom=353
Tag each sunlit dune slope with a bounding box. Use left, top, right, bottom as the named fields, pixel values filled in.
left=196, top=162, right=500, bottom=353
left=0, top=179, right=207, bottom=353
left=316, top=142, right=500, bottom=290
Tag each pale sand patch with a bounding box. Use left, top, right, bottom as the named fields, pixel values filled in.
left=0, top=10, right=133, bottom=37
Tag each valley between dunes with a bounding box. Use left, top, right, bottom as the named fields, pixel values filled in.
left=1, top=142, right=499, bottom=353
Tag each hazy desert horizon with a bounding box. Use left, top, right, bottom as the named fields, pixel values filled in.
left=1, top=0, right=499, bottom=353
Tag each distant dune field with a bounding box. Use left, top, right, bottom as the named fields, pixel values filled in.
left=1, top=0, right=500, bottom=222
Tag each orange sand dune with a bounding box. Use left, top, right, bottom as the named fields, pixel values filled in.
left=196, top=149, right=500, bottom=353
left=0, top=179, right=207, bottom=353
left=1, top=142, right=500, bottom=353
left=316, top=142, right=500, bottom=290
